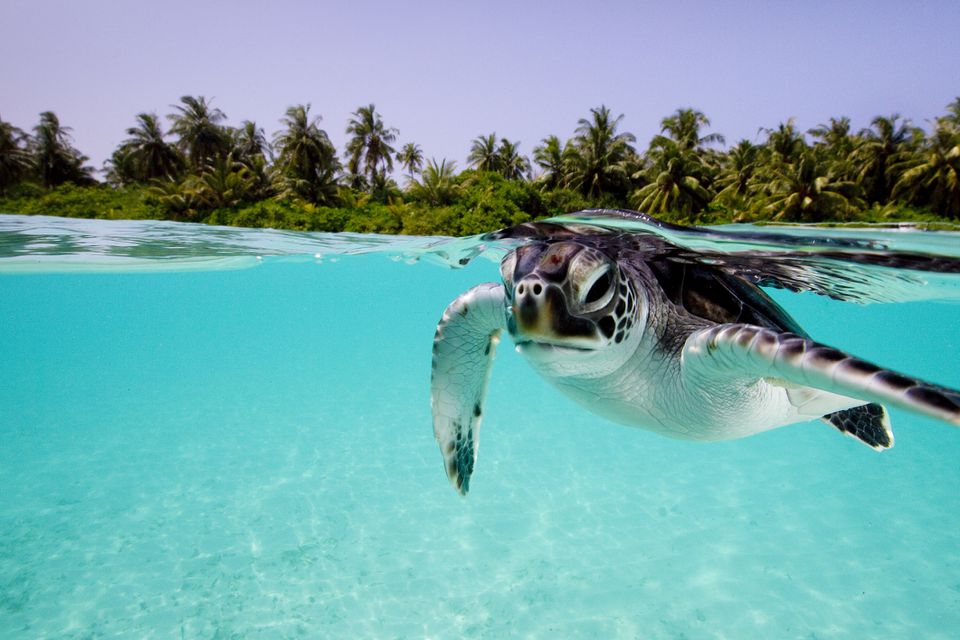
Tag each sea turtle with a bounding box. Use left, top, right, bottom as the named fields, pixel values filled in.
left=431, top=210, right=960, bottom=495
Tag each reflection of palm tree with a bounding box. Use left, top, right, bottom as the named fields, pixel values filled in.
left=396, top=142, right=424, bottom=180
left=893, top=119, right=960, bottom=218
left=345, top=104, right=398, bottom=192
left=32, top=111, right=94, bottom=188
left=0, top=117, right=33, bottom=194
left=468, top=133, right=501, bottom=173
left=273, top=104, right=341, bottom=205
left=568, top=105, right=636, bottom=200
left=168, top=96, right=230, bottom=169
left=408, top=159, right=459, bottom=206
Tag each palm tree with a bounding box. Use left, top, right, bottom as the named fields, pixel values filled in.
left=408, top=159, right=459, bottom=206
left=192, top=158, right=256, bottom=210
left=396, top=142, right=424, bottom=180
left=116, top=113, right=183, bottom=182
left=944, top=97, right=960, bottom=127
left=852, top=114, right=916, bottom=203
left=229, top=120, right=273, bottom=199
left=568, top=105, right=636, bottom=200
left=659, top=108, right=724, bottom=151
left=754, top=149, right=861, bottom=222
left=273, top=104, right=340, bottom=205
left=345, top=104, right=398, bottom=193
left=148, top=176, right=202, bottom=221
left=231, top=120, right=270, bottom=166
left=468, top=133, right=501, bottom=173
left=497, top=138, right=530, bottom=181
left=532, top=135, right=570, bottom=191
left=103, top=146, right=138, bottom=187
left=31, top=111, right=94, bottom=188
left=632, top=137, right=712, bottom=215
left=760, top=119, right=806, bottom=166
left=892, top=118, right=960, bottom=218
left=714, top=139, right=759, bottom=204
left=809, top=117, right=853, bottom=157
left=808, top=116, right=856, bottom=181
left=168, top=96, right=230, bottom=170
left=0, top=117, right=33, bottom=194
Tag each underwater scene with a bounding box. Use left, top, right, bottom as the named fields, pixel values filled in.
left=1, top=213, right=959, bottom=639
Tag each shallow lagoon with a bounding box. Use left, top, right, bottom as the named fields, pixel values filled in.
left=1, top=215, right=959, bottom=638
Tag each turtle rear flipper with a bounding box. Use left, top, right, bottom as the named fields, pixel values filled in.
left=822, top=404, right=893, bottom=450
left=431, top=283, right=507, bottom=495
left=683, top=323, right=960, bottom=431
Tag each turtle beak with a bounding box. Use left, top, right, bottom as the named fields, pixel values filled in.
left=511, top=276, right=598, bottom=348
left=513, top=276, right=551, bottom=334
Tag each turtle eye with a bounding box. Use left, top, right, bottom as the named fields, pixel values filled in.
left=584, top=269, right=613, bottom=305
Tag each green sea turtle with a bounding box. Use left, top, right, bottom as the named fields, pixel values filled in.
left=431, top=210, right=960, bottom=495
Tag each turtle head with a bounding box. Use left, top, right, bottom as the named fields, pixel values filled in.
left=500, top=241, right=645, bottom=375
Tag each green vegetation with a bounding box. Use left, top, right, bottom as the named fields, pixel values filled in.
left=2, top=97, right=960, bottom=234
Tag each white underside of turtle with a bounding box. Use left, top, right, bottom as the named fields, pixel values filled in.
left=430, top=211, right=960, bottom=495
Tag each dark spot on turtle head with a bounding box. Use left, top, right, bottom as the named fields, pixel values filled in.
left=598, top=315, right=615, bottom=339
left=460, top=306, right=469, bottom=317
left=615, top=331, right=624, bottom=343
left=484, top=341, right=491, bottom=355
left=473, top=403, right=482, bottom=417
left=615, top=299, right=626, bottom=316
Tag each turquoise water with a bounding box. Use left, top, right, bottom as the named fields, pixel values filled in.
left=1, top=215, right=959, bottom=638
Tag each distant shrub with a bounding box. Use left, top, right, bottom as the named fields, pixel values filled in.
left=0, top=183, right=162, bottom=220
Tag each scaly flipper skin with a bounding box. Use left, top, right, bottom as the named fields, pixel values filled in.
left=822, top=404, right=892, bottom=450
left=683, top=324, right=960, bottom=427
left=431, top=283, right=507, bottom=495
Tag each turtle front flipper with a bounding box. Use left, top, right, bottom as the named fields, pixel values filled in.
left=683, top=323, right=960, bottom=436
left=431, top=283, right=508, bottom=495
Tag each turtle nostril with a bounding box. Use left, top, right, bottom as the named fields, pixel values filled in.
left=517, top=284, right=525, bottom=295
left=533, top=283, right=543, bottom=296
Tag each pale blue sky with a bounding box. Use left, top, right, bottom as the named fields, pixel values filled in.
left=3, top=0, right=958, bottom=174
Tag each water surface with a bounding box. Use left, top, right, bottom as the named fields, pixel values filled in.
left=1, top=214, right=959, bottom=638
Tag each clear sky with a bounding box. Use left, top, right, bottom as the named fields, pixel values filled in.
left=3, top=0, right=958, bottom=174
